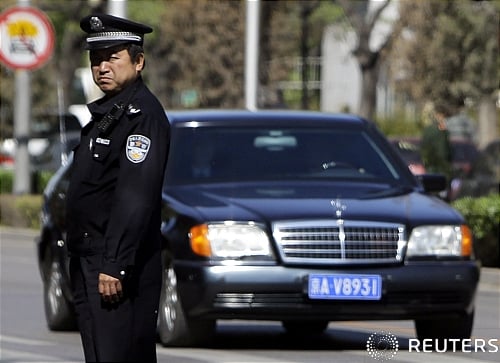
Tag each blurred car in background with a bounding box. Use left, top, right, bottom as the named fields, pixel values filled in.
left=0, top=150, right=14, bottom=169
left=37, top=110, right=479, bottom=347
left=0, top=113, right=81, bottom=173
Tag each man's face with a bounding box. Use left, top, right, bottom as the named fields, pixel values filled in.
left=89, top=46, right=144, bottom=95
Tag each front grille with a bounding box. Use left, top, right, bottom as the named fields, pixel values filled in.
left=273, top=220, right=406, bottom=265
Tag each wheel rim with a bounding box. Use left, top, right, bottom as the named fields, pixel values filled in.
left=47, top=262, right=63, bottom=317
left=162, top=265, right=178, bottom=332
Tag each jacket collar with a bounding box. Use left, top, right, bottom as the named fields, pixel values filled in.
left=88, top=76, right=143, bottom=116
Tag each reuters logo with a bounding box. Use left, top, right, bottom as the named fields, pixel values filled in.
left=366, top=331, right=399, bottom=361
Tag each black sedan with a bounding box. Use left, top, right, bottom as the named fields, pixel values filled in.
left=36, top=110, right=480, bottom=347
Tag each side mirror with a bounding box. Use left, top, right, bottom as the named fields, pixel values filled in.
left=417, top=174, right=447, bottom=193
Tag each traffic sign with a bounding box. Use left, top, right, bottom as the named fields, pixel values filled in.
left=0, top=6, right=55, bottom=70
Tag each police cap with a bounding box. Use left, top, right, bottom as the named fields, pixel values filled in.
left=80, top=14, right=153, bottom=50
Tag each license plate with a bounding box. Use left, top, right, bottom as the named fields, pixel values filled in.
left=308, top=273, right=382, bottom=300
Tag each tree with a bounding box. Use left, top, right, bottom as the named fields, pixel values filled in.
left=261, top=0, right=342, bottom=110
left=394, top=0, right=499, bottom=147
left=151, top=0, right=245, bottom=108
left=337, top=0, right=398, bottom=120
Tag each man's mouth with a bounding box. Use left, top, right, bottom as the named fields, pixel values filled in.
left=98, top=77, right=112, bottom=84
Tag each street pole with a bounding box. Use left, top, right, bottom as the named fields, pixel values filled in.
left=245, top=0, right=260, bottom=111
left=108, top=0, right=127, bottom=17
left=13, top=0, right=31, bottom=194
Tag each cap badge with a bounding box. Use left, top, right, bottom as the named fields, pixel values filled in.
left=90, top=16, right=104, bottom=31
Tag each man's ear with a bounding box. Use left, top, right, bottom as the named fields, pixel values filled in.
left=135, top=53, right=145, bottom=72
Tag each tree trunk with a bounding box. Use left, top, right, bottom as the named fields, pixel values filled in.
left=477, top=92, right=498, bottom=149
left=358, top=63, right=379, bottom=120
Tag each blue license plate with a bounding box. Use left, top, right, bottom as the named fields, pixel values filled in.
left=308, top=274, right=382, bottom=300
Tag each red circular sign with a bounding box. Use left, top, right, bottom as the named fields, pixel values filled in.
left=0, top=6, right=55, bottom=70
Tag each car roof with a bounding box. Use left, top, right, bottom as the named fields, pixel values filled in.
left=165, top=109, right=369, bottom=127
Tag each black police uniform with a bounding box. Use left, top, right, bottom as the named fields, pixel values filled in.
left=66, top=14, right=170, bottom=362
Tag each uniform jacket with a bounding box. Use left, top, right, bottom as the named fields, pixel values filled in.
left=66, top=76, right=170, bottom=279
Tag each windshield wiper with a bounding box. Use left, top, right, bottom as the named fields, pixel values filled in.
left=360, top=185, right=415, bottom=199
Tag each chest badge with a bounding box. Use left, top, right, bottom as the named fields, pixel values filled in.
left=126, top=134, right=151, bottom=163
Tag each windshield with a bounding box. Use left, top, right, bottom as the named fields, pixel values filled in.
left=166, top=125, right=405, bottom=185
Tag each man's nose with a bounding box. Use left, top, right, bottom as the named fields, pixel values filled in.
left=98, top=61, right=109, bottom=72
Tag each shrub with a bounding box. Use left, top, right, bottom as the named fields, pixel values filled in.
left=453, top=194, right=500, bottom=267
left=375, top=113, right=423, bottom=138
left=0, top=194, right=43, bottom=229
left=35, top=171, right=54, bottom=193
left=0, top=169, right=13, bottom=193
left=0, top=170, right=54, bottom=194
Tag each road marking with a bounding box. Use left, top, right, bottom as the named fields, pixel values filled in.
left=335, top=320, right=415, bottom=336
left=157, top=348, right=296, bottom=363
left=0, top=347, right=80, bottom=362
left=0, top=334, right=53, bottom=346
left=349, top=350, right=498, bottom=363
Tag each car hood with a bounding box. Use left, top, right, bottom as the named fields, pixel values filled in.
left=163, top=181, right=463, bottom=226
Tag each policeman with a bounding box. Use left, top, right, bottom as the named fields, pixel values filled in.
left=66, top=14, right=170, bottom=362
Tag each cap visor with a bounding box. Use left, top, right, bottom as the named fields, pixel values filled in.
left=86, top=40, right=138, bottom=50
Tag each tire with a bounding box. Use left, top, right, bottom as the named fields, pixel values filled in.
left=43, top=260, right=76, bottom=331
left=157, top=250, right=215, bottom=347
left=282, top=320, right=329, bottom=335
left=415, top=310, right=474, bottom=341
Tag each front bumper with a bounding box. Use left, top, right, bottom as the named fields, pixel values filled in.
left=174, top=261, right=480, bottom=321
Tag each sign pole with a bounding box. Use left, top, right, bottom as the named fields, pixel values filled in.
left=13, top=0, right=31, bottom=194
left=0, top=1, right=55, bottom=194
left=13, top=67, right=31, bottom=194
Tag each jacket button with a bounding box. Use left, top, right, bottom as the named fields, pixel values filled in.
left=120, top=270, right=126, bottom=276
left=83, top=232, right=89, bottom=237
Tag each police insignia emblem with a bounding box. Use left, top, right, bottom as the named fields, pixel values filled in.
left=126, top=135, right=151, bottom=163
left=90, top=16, right=104, bottom=31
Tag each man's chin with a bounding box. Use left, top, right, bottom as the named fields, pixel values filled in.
left=98, top=84, right=118, bottom=94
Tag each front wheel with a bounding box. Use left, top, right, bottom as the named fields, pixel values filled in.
left=157, top=250, right=215, bottom=347
left=43, top=260, right=76, bottom=331
left=415, top=310, right=474, bottom=340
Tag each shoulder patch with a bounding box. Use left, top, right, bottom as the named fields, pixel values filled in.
left=126, top=134, right=151, bottom=163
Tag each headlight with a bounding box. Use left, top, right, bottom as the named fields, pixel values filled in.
left=190, top=222, right=274, bottom=259
left=407, top=225, right=472, bottom=257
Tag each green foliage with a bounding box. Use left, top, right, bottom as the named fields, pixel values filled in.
left=0, top=170, right=53, bottom=194
left=0, top=194, right=42, bottom=229
left=453, top=194, right=500, bottom=266
left=453, top=194, right=500, bottom=240
left=375, top=113, right=423, bottom=137
left=0, top=169, right=13, bottom=193
left=15, top=195, right=43, bottom=229
left=395, top=0, right=498, bottom=114
left=35, top=171, right=54, bottom=194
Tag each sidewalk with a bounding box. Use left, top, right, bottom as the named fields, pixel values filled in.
left=479, top=267, right=500, bottom=292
